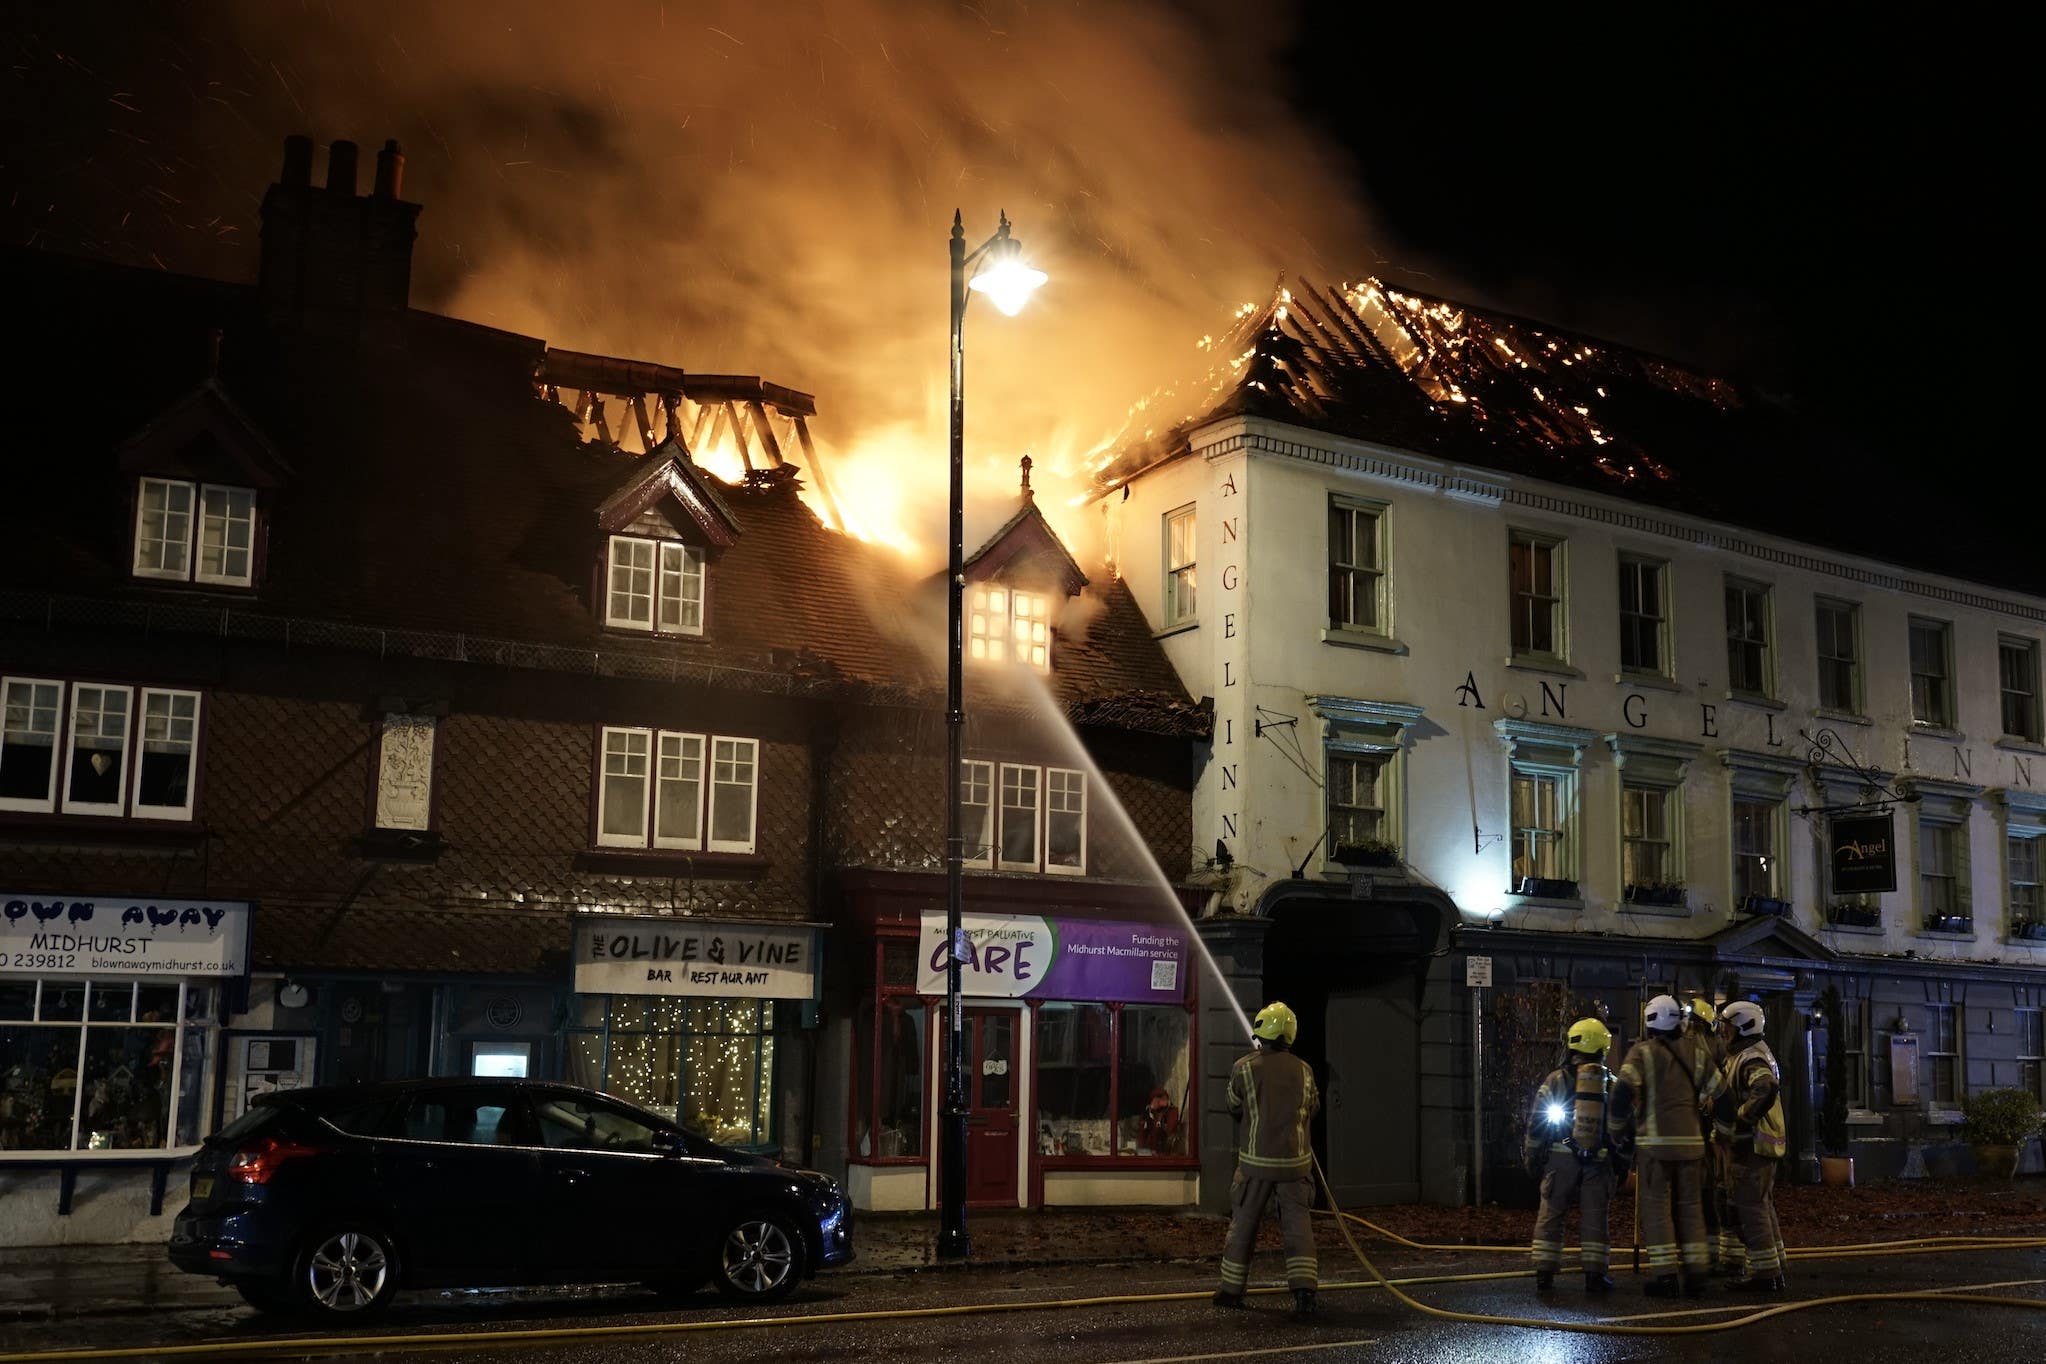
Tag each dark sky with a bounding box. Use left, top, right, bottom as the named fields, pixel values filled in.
left=1283, top=10, right=2039, bottom=590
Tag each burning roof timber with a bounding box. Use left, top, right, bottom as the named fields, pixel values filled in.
left=1087, top=277, right=1803, bottom=526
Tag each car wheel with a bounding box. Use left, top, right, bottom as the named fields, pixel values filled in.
left=713, top=1212, right=804, bottom=1303
left=294, top=1226, right=399, bottom=1318
left=234, top=1281, right=291, bottom=1314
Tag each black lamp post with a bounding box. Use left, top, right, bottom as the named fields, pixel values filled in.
left=939, top=209, right=1045, bottom=1261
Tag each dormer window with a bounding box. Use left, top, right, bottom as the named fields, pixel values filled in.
left=969, top=584, right=1051, bottom=672
left=605, top=535, right=704, bottom=635
left=133, top=477, right=257, bottom=587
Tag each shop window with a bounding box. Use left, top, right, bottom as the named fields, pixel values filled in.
left=2, top=679, right=203, bottom=822
left=2018, top=1009, right=2043, bottom=1103
left=1725, top=578, right=1774, bottom=697
left=133, top=477, right=257, bottom=588
left=0, top=979, right=214, bottom=1153
left=1618, top=555, right=1670, bottom=677
left=1816, top=599, right=1862, bottom=714
left=1035, top=1002, right=1111, bottom=1155
left=1035, top=1001, right=1193, bottom=1159
left=596, top=726, right=757, bottom=853
left=853, top=939, right=927, bottom=1162
left=564, top=996, right=775, bottom=1150
left=605, top=534, right=705, bottom=636
left=1926, top=1004, right=1959, bottom=1106
left=1508, top=529, right=1565, bottom=662
left=1909, top=618, right=1954, bottom=727
left=1163, top=505, right=1196, bottom=628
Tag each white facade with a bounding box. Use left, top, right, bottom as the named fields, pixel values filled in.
left=1103, top=413, right=2046, bottom=962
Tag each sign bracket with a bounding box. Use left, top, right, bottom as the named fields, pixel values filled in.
left=1789, top=727, right=1922, bottom=820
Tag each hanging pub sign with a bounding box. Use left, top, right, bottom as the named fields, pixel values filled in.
left=573, top=915, right=820, bottom=1001
left=916, top=911, right=1190, bottom=1004
left=2, top=893, right=252, bottom=977
left=1830, top=811, right=1898, bottom=894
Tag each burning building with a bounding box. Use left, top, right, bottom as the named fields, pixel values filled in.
left=0, top=137, right=1207, bottom=1242
left=1097, top=278, right=2046, bottom=1207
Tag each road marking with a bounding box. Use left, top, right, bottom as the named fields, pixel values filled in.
left=1099, top=1339, right=1378, bottom=1364
left=1598, top=1277, right=2046, bottom=1323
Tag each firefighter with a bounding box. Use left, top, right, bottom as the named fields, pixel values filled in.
left=1523, top=1017, right=1622, bottom=1292
left=1215, top=1001, right=1321, bottom=1317
left=1688, top=997, right=1739, bottom=1274
left=1719, top=1001, right=1789, bottom=1292
left=1610, top=994, right=1722, bottom=1297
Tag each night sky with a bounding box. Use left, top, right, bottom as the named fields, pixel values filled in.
left=1285, top=11, right=2036, bottom=590
left=2, top=3, right=2034, bottom=590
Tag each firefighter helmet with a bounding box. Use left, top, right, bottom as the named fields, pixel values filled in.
left=1689, top=997, right=1718, bottom=1025
left=1252, top=1001, right=1299, bottom=1045
left=1722, top=1001, right=1766, bottom=1038
left=1644, top=995, right=1684, bottom=1032
left=1566, top=1018, right=1612, bottom=1055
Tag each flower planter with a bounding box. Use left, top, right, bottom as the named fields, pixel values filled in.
left=1971, top=1143, right=2019, bottom=1179
left=1624, top=884, right=1687, bottom=908
left=1828, top=906, right=1881, bottom=928
left=1332, top=843, right=1401, bottom=869
left=1513, top=877, right=1579, bottom=900
left=1923, top=914, right=1972, bottom=933
left=1741, top=894, right=1792, bottom=917
left=2017, top=921, right=2046, bottom=941
left=1819, top=1155, right=1855, bottom=1187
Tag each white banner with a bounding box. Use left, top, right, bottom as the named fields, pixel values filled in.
left=2, top=894, right=252, bottom=977
left=573, top=917, right=819, bottom=1000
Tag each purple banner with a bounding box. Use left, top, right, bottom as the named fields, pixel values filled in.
left=917, top=911, right=1189, bottom=1004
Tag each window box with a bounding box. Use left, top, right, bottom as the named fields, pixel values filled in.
left=1331, top=839, right=1401, bottom=869
left=1922, top=913, right=1973, bottom=934
left=1740, top=893, right=1793, bottom=918
left=2014, top=920, right=2046, bottom=942
left=1514, top=876, right=1579, bottom=900
left=1625, top=882, right=1688, bottom=908
left=1828, top=903, right=1881, bottom=928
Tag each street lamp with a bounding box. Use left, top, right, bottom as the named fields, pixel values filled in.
left=939, top=209, right=1046, bottom=1261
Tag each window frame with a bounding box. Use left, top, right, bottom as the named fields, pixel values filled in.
left=1620, top=782, right=1679, bottom=892
left=997, top=762, right=1045, bottom=873
left=0, top=675, right=67, bottom=814
left=2011, top=832, right=2042, bottom=927
left=131, top=476, right=258, bottom=589
left=1507, top=529, right=1567, bottom=663
left=1917, top=816, right=1967, bottom=921
left=652, top=730, right=707, bottom=851
left=1814, top=597, right=1863, bottom=715
left=0, top=977, right=208, bottom=1153
left=1044, top=766, right=1087, bottom=876
left=1838, top=995, right=1869, bottom=1109
left=1723, top=576, right=1775, bottom=699
left=969, top=583, right=1054, bottom=673
left=1617, top=553, right=1672, bottom=678
left=604, top=534, right=706, bottom=637
left=706, top=736, right=760, bottom=854
left=1925, top=1003, right=1960, bottom=1107
left=595, top=725, right=654, bottom=849
left=1510, top=768, right=1574, bottom=887
left=1908, top=616, right=1955, bottom=728
left=1731, top=794, right=1785, bottom=902
left=1999, top=635, right=2042, bottom=742
left=960, top=759, right=996, bottom=870
left=1162, top=504, right=1196, bottom=629
left=2017, top=1007, right=2044, bottom=1104
left=1329, top=496, right=1390, bottom=637
left=129, top=687, right=203, bottom=822
left=59, top=683, right=135, bottom=819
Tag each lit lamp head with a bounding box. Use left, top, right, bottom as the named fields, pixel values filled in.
left=967, top=221, right=1048, bottom=317
left=1545, top=1102, right=1568, bottom=1126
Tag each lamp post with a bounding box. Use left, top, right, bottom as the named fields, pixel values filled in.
left=939, top=209, right=1046, bottom=1261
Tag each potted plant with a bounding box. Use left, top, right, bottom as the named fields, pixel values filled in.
left=1740, top=893, right=1792, bottom=917
left=1624, top=881, right=1687, bottom=908
left=2015, top=918, right=2046, bottom=942
left=1828, top=902, right=1880, bottom=928
left=1958, top=1087, right=2037, bottom=1179
left=1332, top=837, right=1402, bottom=869
left=1513, top=875, right=1579, bottom=900
left=1817, top=984, right=1854, bottom=1186
left=1923, top=912, right=1971, bottom=933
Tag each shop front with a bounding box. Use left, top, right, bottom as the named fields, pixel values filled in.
left=567, top=914, right=821, bottom=1155
left=838, top=872, right=1200, bottom=1212
left=0, top=892, right=250, bottom=1244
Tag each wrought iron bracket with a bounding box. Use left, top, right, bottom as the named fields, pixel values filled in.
left=1254, top=706, right=1299, bottom=739
left=1790, top=727, right=1921, bottom=819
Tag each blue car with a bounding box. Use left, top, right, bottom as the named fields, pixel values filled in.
left=168, top=1077, right=852, bottom=1318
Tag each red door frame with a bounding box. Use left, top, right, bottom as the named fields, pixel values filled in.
left=964, top=1005, right=1022, bottom=1207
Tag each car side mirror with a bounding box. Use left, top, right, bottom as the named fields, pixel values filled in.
left=652, top=1128, right=687, bottom=1157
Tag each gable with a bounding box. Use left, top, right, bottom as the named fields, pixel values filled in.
left=963, top=499, right=1087, bottom=597
left=1706, top=915, right=1838, bottom=963
left=116, top=382, right=292, bottom=489
left=595, top=440, right=742, bottom=548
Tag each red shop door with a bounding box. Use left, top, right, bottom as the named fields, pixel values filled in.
left=965, top=1007, right=1020, bottom=1207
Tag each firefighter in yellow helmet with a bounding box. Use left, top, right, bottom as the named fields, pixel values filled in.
left=1215, top=1001, right=1322, bottom=1317
left=1524, top=1017, right=1621, bottom=1292
left=1610, top=994, right=1724, bottom=1296
left=1718, top=1001, right=1789, bottom=1292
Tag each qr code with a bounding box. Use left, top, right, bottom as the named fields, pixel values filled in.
left=1150, top=959, right=1179, bottom=992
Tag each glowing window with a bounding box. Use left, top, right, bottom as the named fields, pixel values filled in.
left=969, top=583, right=1053, bottom=672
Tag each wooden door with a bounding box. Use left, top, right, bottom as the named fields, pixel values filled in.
left=965, top=1007, right=1020, bottom=1207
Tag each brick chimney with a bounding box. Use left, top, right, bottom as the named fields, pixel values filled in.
left=259, top=135, right=422, bottom=335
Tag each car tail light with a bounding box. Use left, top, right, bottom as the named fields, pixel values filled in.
left=227, top=1134, right=319, bottom=1185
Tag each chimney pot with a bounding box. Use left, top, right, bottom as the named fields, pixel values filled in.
left=326, top=139, right=359, bottom=195
left=281, top=134, right=314, bottom=187
left=373, top=138, right=405, bottom=199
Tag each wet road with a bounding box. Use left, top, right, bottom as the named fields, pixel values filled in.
left=4, top=1243, right=2041, bottom=1363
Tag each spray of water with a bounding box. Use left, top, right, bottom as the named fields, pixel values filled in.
left=1004, top=666, right=1253, bottom=1044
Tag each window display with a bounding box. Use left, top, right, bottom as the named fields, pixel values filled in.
left=1034, top=1001, right=1192, bottom=1159
left=564, top=996, right=776, bottom=1150
left=0, top=978, right=215, bottom=1153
